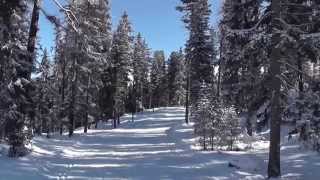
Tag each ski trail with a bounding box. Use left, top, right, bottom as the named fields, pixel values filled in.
left=1, top=107, right=319, bottom=180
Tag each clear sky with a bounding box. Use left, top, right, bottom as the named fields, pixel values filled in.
left=39, top=0, right=221, bottom=57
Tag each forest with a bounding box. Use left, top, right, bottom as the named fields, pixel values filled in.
left=0, top=0, right=320, bottom=179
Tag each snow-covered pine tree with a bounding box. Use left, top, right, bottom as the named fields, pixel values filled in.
left=78, top=0, right=112, bottom=133
left=33, top=49, right=57, bottom=138
left=278, top=0, right=320, bottom=150
left=110, top=12, right=133, bottom=126
left=177, top=0, right=214, bottom=108
left=53, top=18, right=68, bottom=135
left=220, top=106, right=241, bottom=151
left=0, top=0, right=34, bottom=157
left=62, top=1, right=88, bottom=137
left=193, top=80, right=241, bottom=151
left=193, top=82, right=211, bottom=150
left=217, top=0, right=320, bottom=176
left=132, top=33, right=150, bottom=110
left=208, top=28, right=219, bottom=94
left=150, top=50, right=167, bottom=108
left=99, top=66, right=116, bottom=125
left=56, top=0, right=112, bottom=136
left=167, top=49, right=186, bottom=106
left=195, top=91, right=241, bottom=151
left=219, top=0, right=263, bottom=136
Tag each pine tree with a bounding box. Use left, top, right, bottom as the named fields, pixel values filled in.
left=167, top=49, right=186, bottom=106
left=220, top=106, right=241, bottom=150
left=132, top=33, right=150, bottom=110
left=194, top=82, right=241, bottom=151
left=79, top=0, right=112, bottom=133
left=280, top=0, right=320, bottom=143
left=57, top=0, right=112, bottom=136
left=54, top=21, right=68, bottom=135
left=34, top=49, right=57, bottom=138
left=177, top=0, right=215, bottom=126
left=0, top=0, right=33, bottom=157
left=219, top=0, right=262, bottom=136
left=177, top=0, right=214, bottom=111
left=150, top=50, right=166, bottom=108
left=110, top=12, right=133, bottom=127
left=193, top=82, right=211, bottom=150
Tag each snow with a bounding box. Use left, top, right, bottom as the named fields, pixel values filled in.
left=0, top=107, right=320, bottom=180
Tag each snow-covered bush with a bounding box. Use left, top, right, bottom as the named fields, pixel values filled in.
left=220, top=107, right=241, bottom=150
left=193, top=83, right=211, bottom=150
left=193, top=82, right=241, bottom=151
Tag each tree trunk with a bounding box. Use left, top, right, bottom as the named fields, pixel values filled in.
left=185, top=61, right=190, bottom=124
left=84, top=74, right=90, bottom=133
left=46, top=120, right=50, bottom=138
left=60, top=58, right=66, bottom=135
left=117, top=113, right=120, bottom=125
left=141, top=83, right=144, bottom=110
left=25, top=0, right=41, bottom=142
left=268, top=0, right=282, bottom=177
left=247, top=110, right=253, bottom=136
left=112, top=109, right=117, bottom=128
left=298, top=58, right=303, bottom=93
left=37, top=90, right=43, bottom=135
left=27, top=0, right=41, bottom=78
left=69, top=57, right=78, bottom=137
left=217, top=51, right=222, bottom=97
left=297, top=58, right=303, bottom=124
left=149, top=88, right=152, bottom=109
left=132, top=112, right=134, bottom=122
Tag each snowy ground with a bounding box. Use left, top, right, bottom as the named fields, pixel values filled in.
left=0, top=107, right=319, bottom=180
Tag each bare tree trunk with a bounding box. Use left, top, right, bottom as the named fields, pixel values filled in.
left=268, top=0, right=282, bottom=177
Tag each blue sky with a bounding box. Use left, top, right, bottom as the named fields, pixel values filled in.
left=39, top=0, right=221, bottom=57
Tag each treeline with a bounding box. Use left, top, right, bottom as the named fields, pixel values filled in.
left=178, top=0, right=320, bottom=178
left=0, top=0, right=186, bottom=157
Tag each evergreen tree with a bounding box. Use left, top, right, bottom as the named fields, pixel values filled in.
left=279, top=0, right=320, bottom=144
left=110, top=12, right=133, bottom=126
left=219, top=0, right=263, bottom=136
left=54, top=21, right=68, bottom=135
left=177, top=0, right=214, bottom=106
left=79, top=0, right=112, bottom=133
left=132, top=33, right=150, bottom=110
left=150, top=50, right=166, bottom=108
left=57, top=0, right=112, bottom=136
left=193, top=82, right=211, bottom=150
left=0, top=0, right=33, bottom=157
left=194, top=82, right=241, bottom=151
left=34, top=49, right=57, bottom=138
left=167, top=49, right=186, bottom=106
